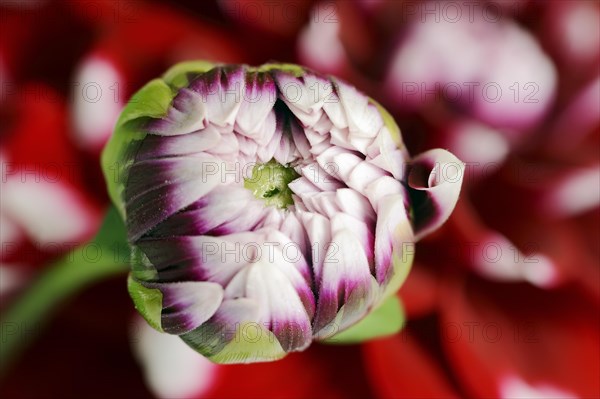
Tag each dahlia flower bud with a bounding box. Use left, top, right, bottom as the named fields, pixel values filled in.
left=102, top=61, right=464, bottom=363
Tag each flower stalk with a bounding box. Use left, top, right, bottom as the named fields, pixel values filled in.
left=0, top=208, right=128, bottom=375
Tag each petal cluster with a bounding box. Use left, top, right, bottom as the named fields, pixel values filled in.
left=103, top=62, right=464, bottom=363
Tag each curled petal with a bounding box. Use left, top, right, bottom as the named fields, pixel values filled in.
left=408, top=149, right=465, bottom=241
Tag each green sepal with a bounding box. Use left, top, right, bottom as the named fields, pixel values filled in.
left=371, top=99, right=402, bottom=146
left=101, top=78, right=175, bottom=220
left=381, top=232, right=415, bottom=300
left=252, top=63, right=305, bottom=77
left=130, top=245, right=158, bottom=281
left=209, top=323, right=286, bottom=364
left=127, top=275, right=164, bottom=332
left=323, top=295, right=405, bottom=344
left=162, top=60, right=217, bottom=90
left=92, top=205, right=127, bottom=249
left=181, top=321, right=286, bottom=364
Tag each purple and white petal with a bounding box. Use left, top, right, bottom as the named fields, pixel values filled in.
left=313, top=227, right=377, bottom=335
left=335, top=188, right=376, bottom=224
left=140, top=280, right=224, bottom=335
left=297, top=210, right=332, bottom=282
left=125, top=154, right=222, bottom=241
left=274, top=72, right=329, bottom=126
left=246, top=261, right=312, bottom=352
left=236, top=71, right=277, bottom=135
left=205, top=126, right=240, bottom=158
left=332, top=78, right=383, bottom=138
left=148, top=185, right=261, bottom=237
left=322, top=90, right=348, bottom=129
left=279, top=212, right=311, bottom=272
left=363, top=175, right=405, bottom=212
left=136, top=127, right=221, bottom=161
left=316, top=146, right=362, bottom=182
left=146, top=88, right=207, bottom=136
left=180, top=298, right=262, bottom=361
left=407, top=149, right=465, bottom=241
left=189, top=65, right=245, bottom=128
left=366, top=127, right=408, bottom=179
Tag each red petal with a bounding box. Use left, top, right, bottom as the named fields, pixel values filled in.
left=363, top=334, right=459, bottom=399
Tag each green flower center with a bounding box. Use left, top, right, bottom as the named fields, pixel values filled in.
left=244, top=160, right=300, bottom=209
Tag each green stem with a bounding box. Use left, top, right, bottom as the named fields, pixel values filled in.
left=0, top=207, right=129, bottom=375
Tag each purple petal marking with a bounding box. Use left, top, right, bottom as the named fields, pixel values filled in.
left=143, top=280, right=224, bottom=335
left=125, top=154, right=222, bottom=241
left=312, top=228, right=377, bottom=334
left=139, top=232, right=264, bottom=285
left=147, top=185, right=259, bottom=237
left=180, top=298, right=261, bottom=359
left=188, top=65, right=246, bottom=127
left=121, top=64, right=466, bottom=357
left=236, top=71, right=277, bottom=137
left=245, top=257, right=313, bottom=352
left=407, top=149, right=465, bottom=241
left=136, top=127, right=221, bottom=161
left=136, top=237, right=201, bottom=282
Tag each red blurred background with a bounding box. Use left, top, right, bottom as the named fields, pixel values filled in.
left=1, top=1, right=598, bottom=398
